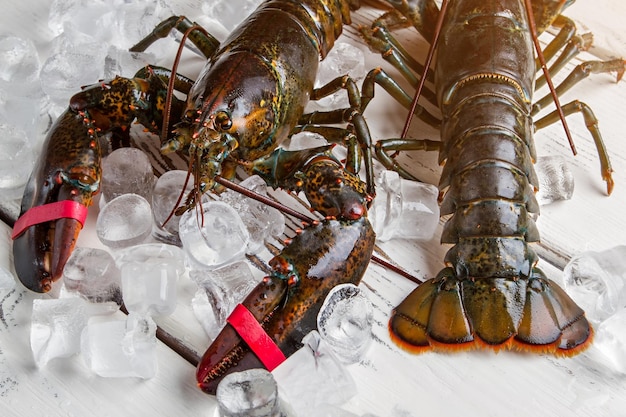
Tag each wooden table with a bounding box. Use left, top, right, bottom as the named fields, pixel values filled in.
left=1, top=1, right=625, bottom=416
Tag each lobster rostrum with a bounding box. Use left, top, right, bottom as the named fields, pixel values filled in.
left=12, top=0, right=379, bottom=393
left=361, top=0, right=624, bottom=354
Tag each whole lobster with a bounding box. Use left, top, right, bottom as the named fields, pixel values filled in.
left=11, top=0, right=377, bottom=393
left=361, top=0, right=624, bottom=354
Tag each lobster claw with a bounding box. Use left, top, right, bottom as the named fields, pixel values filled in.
left=196, top=216, right=375, bottom=394
left=12, top=109, right=101, bottom=293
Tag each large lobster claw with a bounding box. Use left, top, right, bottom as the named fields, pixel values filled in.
left=196, top=216, right=375, bottom=394
left=12, top=109, right=101, bottom=293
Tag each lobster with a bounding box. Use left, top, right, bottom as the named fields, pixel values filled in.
left=360, top=0, right=624, bottom=355
left=11, top=0, right=379, bottom=393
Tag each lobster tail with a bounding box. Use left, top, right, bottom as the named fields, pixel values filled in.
left=389, top=267, right=592, bottom=354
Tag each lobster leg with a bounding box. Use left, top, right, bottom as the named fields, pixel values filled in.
left=535, top=100, right=615, bottom=194
left=129, top=15, right=221, bottom=58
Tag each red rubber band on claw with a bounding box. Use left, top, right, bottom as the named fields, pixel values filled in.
left=11, top=201, right=88, bottom=240
left=227, top=304, right=286, bottom=371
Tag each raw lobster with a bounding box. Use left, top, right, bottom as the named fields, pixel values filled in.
left=362, top=0, right=624, bottom=354
left=11, top=0, right=380, bottom=394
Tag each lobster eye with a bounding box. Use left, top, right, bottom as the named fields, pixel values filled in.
left=214, top=111, right=232, bottom=131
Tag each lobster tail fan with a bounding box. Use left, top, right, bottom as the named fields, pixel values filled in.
left=514, top=268, right=592, bottom=354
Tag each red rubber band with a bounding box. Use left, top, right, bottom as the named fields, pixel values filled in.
left=227, top=304, right=286, bottom=371
left=11, top=201, right=88, bottom=240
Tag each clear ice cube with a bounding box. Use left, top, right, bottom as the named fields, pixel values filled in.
left=103, top=45, right=155, bottom=79
left=317, top=284, right=373, bottom=364
left=592, top=307, right=626, bottom=374
left=30, top=297, right=117, bottom=368
left=190, top=262, right=260, bottom=339
left=216, top=369, right=287, bottom=417
left=40, top=27, right=107, bottom=104
left=273, top=331, right=357, bottom=415
left=368, top=170, right=439, bottom=242
left=179, top=200, right=250, bottom=269
left=151, top=170, right=195, bottom=245
left=563, top=246, right=626, bottom=323
left=62, top=247, right=122, bottom=305
left=80, top=312, right=157, bottom=379
left=0, top=35, right=41, bottom=96
left=309, top=41, right=366, bottom=110
left=287, top=131, right=329, bottom=151
left=0, top=121, right=34, bottom=201
left=202, top=0, right=264, bottom=33
left=220, top=175, right=285, bottom=254
left=96, top=193, right=153, bottom=248
left=101, top=147, right=155, bottom=203
left=535, top=155, right=575, bottom=205
left=31, top=298, right=88, bottom=367
left=115, top=243, right=185, bottom=316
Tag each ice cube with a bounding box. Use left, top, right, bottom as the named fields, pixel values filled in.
left=0, top=35, right=41, bottom=96
left=31, top=298, right=88, bottom=367
left=0, top=93, right=52, bottom=150
left=190, top=262, right=260, bottom=339
left=535, top=155, right=575, bottom=205
left=30, top=297, right=117, bottom=368
left=62, top=247, right=122, bottom=305
left=80, top=312, right=157, bottom=379
left=368, top=170, right=439, bottom=242
left=592, top=307, right=626, bottom=374
left=563, top=246, right=626, bottom=323
left=96, top=193, right=153, bottom=248
left=103, top=45, right=155, bottom=79
left=179, top=200, right=250, bottom=270
left=287, top=131, right=329, bottom=151
left=0, top=221, right=16, bottom=290
left=202, top=0, right=264, bottom=33
left=216, top=369, right=289, bottom=417
left=0, top=121, right=34, bottom=202
left=40, top=27, right=107, bottom=104
left=309, top=41, right=366, bottom=110
left=273, top=331, right=357, bottom=414
left=101, top=147, right=155, bottom=203
left=220, top=175, right=285, bottom=254
left=317, top=284, right=373, bottom=364
left=115, top=243, right=185, bottom=316
left=151, top=170, right=195, bottom=245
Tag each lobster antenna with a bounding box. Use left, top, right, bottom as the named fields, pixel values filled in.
left=523, top=0, right=577, bottom=155
left=160, top=156, right=195, bottom=228
left=213, top=175, right=423, bottom=285
left=401, top=0, right=449, bottom=139
left=161, top=23, right=212, bottom=142
left=160, top=23, right=214, bottom=227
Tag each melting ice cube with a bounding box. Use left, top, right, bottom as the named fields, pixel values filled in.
left=179, top=200, right=250, bottom=270
left=96, top=193, right=153, bottom=249
left=115, top=243, right=185, bottom=316
left=317, top=284, right=373, bottom=364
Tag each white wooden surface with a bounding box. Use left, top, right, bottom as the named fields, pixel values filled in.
left=1, top=1, right=626, bottom=416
